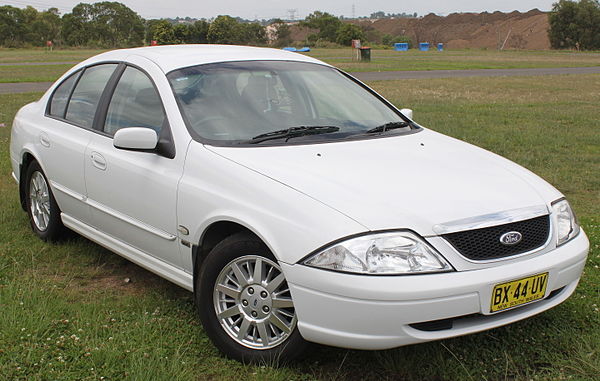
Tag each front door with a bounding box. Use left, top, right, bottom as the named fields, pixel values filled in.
left=84, top=65, right=184, bottom=269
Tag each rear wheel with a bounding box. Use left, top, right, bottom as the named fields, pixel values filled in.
left=196, top=232, right=308, bottom=363
left=24, top=161, right=65, bottom=241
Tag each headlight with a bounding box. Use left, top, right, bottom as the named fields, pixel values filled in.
left=303, top=232, right=453, bottom=275
left=552, top=199, right=580, bottom=246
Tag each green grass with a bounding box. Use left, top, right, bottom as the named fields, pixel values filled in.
left=1, top=74, right=599, bottom=380
left=0, top=64, right=74, bottom=83
left=0, top=48, right=105, bottom=64
left=303, top=48, right=600, bottom=72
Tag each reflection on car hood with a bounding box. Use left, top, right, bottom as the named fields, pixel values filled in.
left=206, top=129, right=561, bottom=235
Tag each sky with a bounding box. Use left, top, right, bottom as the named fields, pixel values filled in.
left=3, top=0, right=558, bottom=20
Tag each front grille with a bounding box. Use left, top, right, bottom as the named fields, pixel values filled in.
left=443, top=215, right=550, bottom=261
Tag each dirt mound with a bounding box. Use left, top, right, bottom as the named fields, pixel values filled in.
left=290, top=9, right=551, bottom=49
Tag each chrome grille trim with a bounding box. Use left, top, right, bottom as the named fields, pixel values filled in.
left=432, top=205, right=549, bottom=235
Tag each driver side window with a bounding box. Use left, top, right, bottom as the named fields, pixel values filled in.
left=104, top=66, right=166, bottom=136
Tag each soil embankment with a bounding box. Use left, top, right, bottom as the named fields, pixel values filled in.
left=291, top=9, right=551, bottom=49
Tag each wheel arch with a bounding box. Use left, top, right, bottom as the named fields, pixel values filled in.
left=192, top=220, right=269, bottom=294
left=19, top=150, right=40, bottom=211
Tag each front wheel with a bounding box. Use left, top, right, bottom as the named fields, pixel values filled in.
left=196, top=232, right=308, bottom=363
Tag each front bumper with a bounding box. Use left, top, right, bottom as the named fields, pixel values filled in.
left=281, top=230, right=589, bottom=350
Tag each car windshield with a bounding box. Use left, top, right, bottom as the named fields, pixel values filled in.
left=167, top=61, right=412, bottom=144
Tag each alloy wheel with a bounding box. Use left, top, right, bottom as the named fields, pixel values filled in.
left=213, top=255, right=297, bottom=349
left=29, top=171, right=51, bottom=232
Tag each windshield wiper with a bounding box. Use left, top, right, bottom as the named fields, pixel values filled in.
left=364, top=121, right=410, bottom=134
left=241, top=126, right=340, bottom=144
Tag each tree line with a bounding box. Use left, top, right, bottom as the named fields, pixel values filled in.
left=1, top=1, right=599, bottom=50
left=0, top=2, right=293, bottom=48
left=0, top=3, right=396, bottom=49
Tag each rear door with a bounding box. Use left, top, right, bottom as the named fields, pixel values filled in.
left=41, top=64, right=118, bottom=224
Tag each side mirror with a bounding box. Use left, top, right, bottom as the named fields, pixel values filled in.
left=400, top=108, right=413, bottom=120
left=113, top=127, right=158, bottom=151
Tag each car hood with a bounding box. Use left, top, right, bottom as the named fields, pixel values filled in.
left=206, top=129, right=561, bottom=236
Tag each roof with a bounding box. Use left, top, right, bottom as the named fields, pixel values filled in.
left=81, top=45, right=329, bottom=73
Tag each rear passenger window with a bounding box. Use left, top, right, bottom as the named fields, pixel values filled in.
left=65, top=64, right=117, bottom=128
left=104, top=66, right=165, bottom=136
left=48, top=71, right=80, bottom=118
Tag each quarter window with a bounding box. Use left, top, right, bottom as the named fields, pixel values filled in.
left=48, top=71, right=80, bottom=118
left=65, top=64, right=118, bottom=129
left=104, top=66, right=165, bottom=136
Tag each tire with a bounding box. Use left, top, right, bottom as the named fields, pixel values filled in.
left=196, top=232, right=309, bottom=363
left=24, top=161, right=66, bottom=241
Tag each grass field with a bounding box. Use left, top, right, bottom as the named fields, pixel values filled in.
left=1, top=48, right=600, bottom=83
left=0, top=48, right=107, bottom=64
left=307, top=48, right=600, bottom=72
left=0, top=64, right=74, bottom=84
left=1, top=74, right=599, bottom=380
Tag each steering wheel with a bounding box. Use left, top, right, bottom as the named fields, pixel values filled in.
left=190, top=115, right=231, bottom=138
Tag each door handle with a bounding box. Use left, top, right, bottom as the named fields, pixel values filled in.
left=39, top=132, right=50, bottom=147
left=90, top=152, right=107, bottom=171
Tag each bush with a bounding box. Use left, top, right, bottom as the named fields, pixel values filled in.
left=335, top=23, right=364, bottom=46
left=367, top=43, right=393, bottom=50
left=382, top=34, right=412, bottom=47
left=310, top=39, right=344, bottom=48
left=300, top=11, right=342, bottom=43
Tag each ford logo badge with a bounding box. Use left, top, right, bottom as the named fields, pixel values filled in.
left=500, top=231, right=523, bottom=245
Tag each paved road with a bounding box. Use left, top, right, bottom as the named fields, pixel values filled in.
left=0, top=82, right=54, bottom=94
left=1, top=66, right=599, bottom=94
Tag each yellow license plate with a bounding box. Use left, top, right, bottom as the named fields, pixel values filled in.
left=490, top=272, right=548, bottom=313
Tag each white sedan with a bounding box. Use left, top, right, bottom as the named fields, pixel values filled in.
left=9, top=45, right=589, bottom=363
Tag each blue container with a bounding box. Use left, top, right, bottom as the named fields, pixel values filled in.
left=437, top=43, right=444, bottom=51
left=297, top=47, right=311, bottom=52
left=419, top=42, right=429, bottom=51
left=394, top=42, right=409, bottom=51
left=282, top=47, right=297, bottom=52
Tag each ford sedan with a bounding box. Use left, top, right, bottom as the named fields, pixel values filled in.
left=10, top=45, right=589, bottom=362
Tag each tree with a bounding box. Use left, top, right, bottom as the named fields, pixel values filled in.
left=301, top=11, right=342, bottom=43
left=91, top=2, right=145, bottom=47
left=30, top=8, right=62, bottom=45
left=145, top=18, right=162, bottom=44
left=153, top=20, right=177, bottom=44
left=0, top=6, right=26, bottom=46
left=335, top=23, right=364, bottom=46
left=207, top=15, right=240, bottom=44
left=61, top=2, right=144, bottom=47
left=189, top=20, right=209, bottom=43
left=61, top=3, right=93, bottom=46
left=549, top=0, right=600, bottom=50
left=239, top=22, right=266, bottom=45
left=22, top=5, right=39, bottom=43
left=173, top=23, right=191, bottom=43
left=575, top=0, right=600, bottom=48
